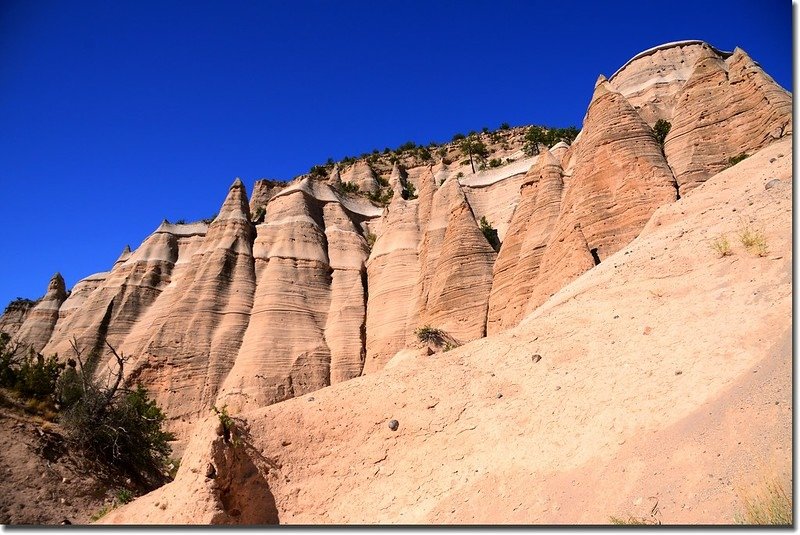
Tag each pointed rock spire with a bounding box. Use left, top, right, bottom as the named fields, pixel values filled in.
left=216, top=177, right=251, bottom=222
left=47, top=272, right=67, bottom=300
left=327, top=165, right=342, bottom=187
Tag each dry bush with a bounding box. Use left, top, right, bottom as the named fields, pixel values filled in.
left=711, top=234, right=733, bottom=257
left=739, top=225, right=769, bottom=257
left=735, top=479, right=792, bottom=525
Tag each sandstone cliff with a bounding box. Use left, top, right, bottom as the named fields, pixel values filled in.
left=102, top=136, right=793, bottom=524
left=1, top=41, right=791, bottom=451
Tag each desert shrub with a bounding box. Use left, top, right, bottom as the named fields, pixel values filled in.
left=4, top=298, right=37, bottom=314
left=415, top=326, right=446, bottom=345
left=417, top=147, right=432, bottom=161
left=375, top=175, right=390, bottom=188
left=0, top=334, right=63, bottom=399
left=16, top=352, right=63, bottom=399
left=309, top=165, right=328, bottom=178
left=366, top=188, right=394, bottom=206
left=116, top=488, right=134, bottom=505
left=609, top=516, right=658, bottom=525
left=212, top=405, right=236, bottom=442
left=60, top=341, right=174, bottom=482
left=523, top=125, right=579, bottom=155
left=711, top=235, right=733, bottom=257
left=365, top=231, right=377, bottom=249
left=397, top=141, right=416, bottom=152
left=739, top=225, right=768, bottom=257
left=251, top=206, right=266, bottom=224
left=0, top=333, right=21, bottom=387
left=455, top=172, right=465, bottom=179
left=174, top=219, right=187, bottom=225
left=729, top=153, right=749, bottom=166
left=499, top=122, right=511, bottom=130
left=62, top=382, right=173, bottom=480
left=735, top=479, right=792, bottom=525
left=338, top=181, right=360, bottom=195
left=488, top=158, right=503, bottom=168
left=451, top=133, right=465, bottom=141
left=402, top=181, right=418, bottom=200
left=653, top=119, right=671, bottom=147
left=200, top=213, right=217, bottom=225
left=479, top=216, right=501, bottom=251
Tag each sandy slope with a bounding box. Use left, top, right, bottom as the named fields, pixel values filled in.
left=103, top=136, right=792, bottom=525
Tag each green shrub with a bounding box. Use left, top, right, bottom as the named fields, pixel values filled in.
left=0, top=334, right=63, bottom=399
left=653, top=119, right=671, bottom=147
left=488, top=158, right=503, bottom=168
left=3, top=298, right=37, bottom=314
left=309, top=165, right=328, bottom=178
left=729, top=153, right=749, bottom=166
left=499, top=122, right=511, bottom=130
left=212, top=405, right=236, bottom=443
left=365, top=231, right=377, bottom=249
left=451, top=133, right=465, bottom=141
left=479, top=216, right=501, bottom=251
left=415, top=326, right=446, bottom=345
left=523, top=125, right=579, bottom=155
left=251, top=206, right=266, bottom=224
left=402, top=181, right=418, bottom=200
left=366, top=188, right=394, bottom=206
left=60, top=342, right=174, bottom=483
left=397, top=141, right=416, bottom=152
left=116, top=488, right=134, bottom=505
left=16, top=352, right=63, bottom=399
left=338, top=181, right=361, bottom=194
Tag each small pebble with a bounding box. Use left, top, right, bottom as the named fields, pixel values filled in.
left=555, top=386, right=561, bottom=391
left=308, top=397, right=315, bottom=402
left=496, top=393, right=503, bottom=399
left=531, top=354, right=541, bottom=363
left=675, top=370, right=682, bottom=375
left=388, top=419, right=399, bottom=431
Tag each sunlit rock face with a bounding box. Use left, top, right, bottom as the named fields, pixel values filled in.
left=2, top=41, right=791, bottom=444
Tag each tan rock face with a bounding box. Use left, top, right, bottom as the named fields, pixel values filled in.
left=488, top=151, right=564, bottom=333
left=411, top=178, right=496, bottom=344
left=101, top=137, right=793, bottom=525
left=364, top=196, right=420, bottom=373
left=13, top=273, right=67, bottom=352
left=249, top=179, right=287, bottom=216
left=1, top=41, right=790, bottom=450
left=341, top=160, right=380, bottom=193
left=217, top=183, right=370, bottom=412
left=664, top=48, right=793, bottom=194
left=0, top=299, right=37, bottom=339
left=608, top=40, right=730, bottom=125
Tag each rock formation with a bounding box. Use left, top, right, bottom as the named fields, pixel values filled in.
left=0, top=41, right=791, bottom=452
left=13, top=273, right=67, bottom=353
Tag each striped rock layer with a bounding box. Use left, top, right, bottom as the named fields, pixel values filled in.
left=2, top=41, right=790, bottom=440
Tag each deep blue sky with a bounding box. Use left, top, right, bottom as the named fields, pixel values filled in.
left=0, top=0, right=792, bottom=307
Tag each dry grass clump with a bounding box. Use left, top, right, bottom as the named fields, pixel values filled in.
left=711, top=234, right=733, bottom=257
left=609, top=515, right=660, bottom=525
left=735, top=479, right=792, bottom=525
left=739, top=225, right=769, bottom=257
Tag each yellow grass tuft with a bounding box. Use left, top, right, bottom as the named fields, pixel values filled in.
left=735, top=479, right=792, bottom=525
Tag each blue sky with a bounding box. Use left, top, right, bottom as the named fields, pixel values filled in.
left=0, top=0, right=792, bottom=307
